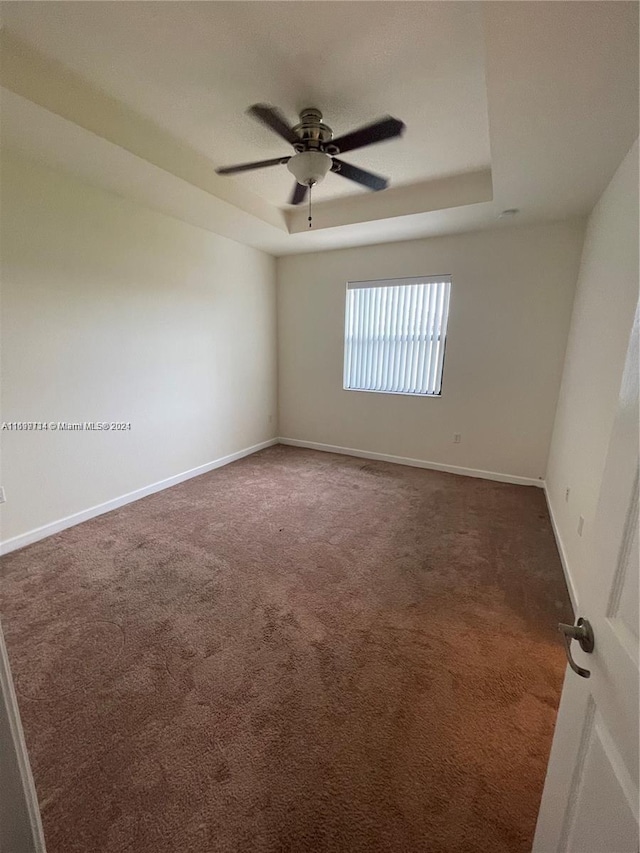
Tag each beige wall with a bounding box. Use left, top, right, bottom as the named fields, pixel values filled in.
left=546, top=140, right=639, bottom=603
left=0, top=152, right=277, bottom=544
left=277, top=221, right=584, bottom=481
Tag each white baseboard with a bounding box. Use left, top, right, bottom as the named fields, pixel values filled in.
left=0, top=438, right=278, bottom=556
left=543, top=485, right=578, bottom=614
left=0, top=436, right=548, bottom=558
left=277, top=437, right=544, bottom=488
left=280, top=438, right=580, bottom=609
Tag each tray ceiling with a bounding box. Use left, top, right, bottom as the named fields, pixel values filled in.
left=1, top=1, right=491, bottom=206
left=1, top=2, right=637, bottom=255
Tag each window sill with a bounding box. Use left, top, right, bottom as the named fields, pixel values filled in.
left=343, top=386, right=442, bottom=398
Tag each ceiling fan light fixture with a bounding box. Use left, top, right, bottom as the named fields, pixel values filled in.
left=287, top=151, right=332, bottom=187
left=216, top=105, right=405, bottom=205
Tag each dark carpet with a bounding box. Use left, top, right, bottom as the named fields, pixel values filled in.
left=0, top=445, right=572, bottom=853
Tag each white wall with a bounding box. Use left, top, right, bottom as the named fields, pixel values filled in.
left=546, top=141, right=639, bottom=604
left=0, top=152, right=277, bottom=544
left=277, top=221, right=584, bottom=481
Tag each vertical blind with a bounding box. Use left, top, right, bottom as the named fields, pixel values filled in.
left=343, top=276, right=451, bottom=396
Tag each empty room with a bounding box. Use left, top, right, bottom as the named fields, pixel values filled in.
left=0, top=2, right=638, bottom=852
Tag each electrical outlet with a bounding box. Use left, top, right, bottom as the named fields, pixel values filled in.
left=565, top=487, right=570, bottom=502
left=0, top=487, right=5, bottom=504
left=577, top=515, right=584, bottom=537
left=453, top=433, right=461, bottom=444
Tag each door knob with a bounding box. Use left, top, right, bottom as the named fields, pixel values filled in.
left=558, top=617, right=595, bottom=678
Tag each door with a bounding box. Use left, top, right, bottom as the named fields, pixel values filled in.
left=0, top=623, right=46, bottom=852
left=533, top=305, right=639, bottom=853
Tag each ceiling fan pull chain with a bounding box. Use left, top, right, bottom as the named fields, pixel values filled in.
left=308, top=183, right=313, bottom=228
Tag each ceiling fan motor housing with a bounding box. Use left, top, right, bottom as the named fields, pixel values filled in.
left=292, top=108, right=334, bottom=152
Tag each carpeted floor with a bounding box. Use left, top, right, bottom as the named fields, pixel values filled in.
left=1, top=445, right=572, bottom=853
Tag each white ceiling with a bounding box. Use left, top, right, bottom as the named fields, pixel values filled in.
left=1, top=1, right=638, bottom=255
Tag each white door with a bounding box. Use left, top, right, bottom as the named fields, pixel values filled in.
left=533, top=306, right=639, bottom=853
left=0, top=623, right=46, bottom=853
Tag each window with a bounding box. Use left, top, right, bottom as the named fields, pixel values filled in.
left=343, top=276, right=451, bottom=396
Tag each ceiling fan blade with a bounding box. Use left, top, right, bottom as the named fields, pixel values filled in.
left=248, top=104, right=299, bottom=146
left=332, top=158, right=388, bottom=191
left=331, top=116, right=405, bottom=154
left=216, top=156, right=290, bottom=175
left=289, top=182, right=308, bottom=205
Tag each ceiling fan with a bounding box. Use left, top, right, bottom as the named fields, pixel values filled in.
left=215, top=105, right=406, bottom=206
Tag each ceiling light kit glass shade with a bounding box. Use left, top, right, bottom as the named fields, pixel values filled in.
left=287, top=152, right=333, bottom=228
left=287, top=151, right=332, bottom=188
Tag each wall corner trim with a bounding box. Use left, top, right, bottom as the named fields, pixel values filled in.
left=543, top=484, right=579, bottom=614
left=277, top=437, right=544, bottom=487
left=0, top=438, right=278, bottom=556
